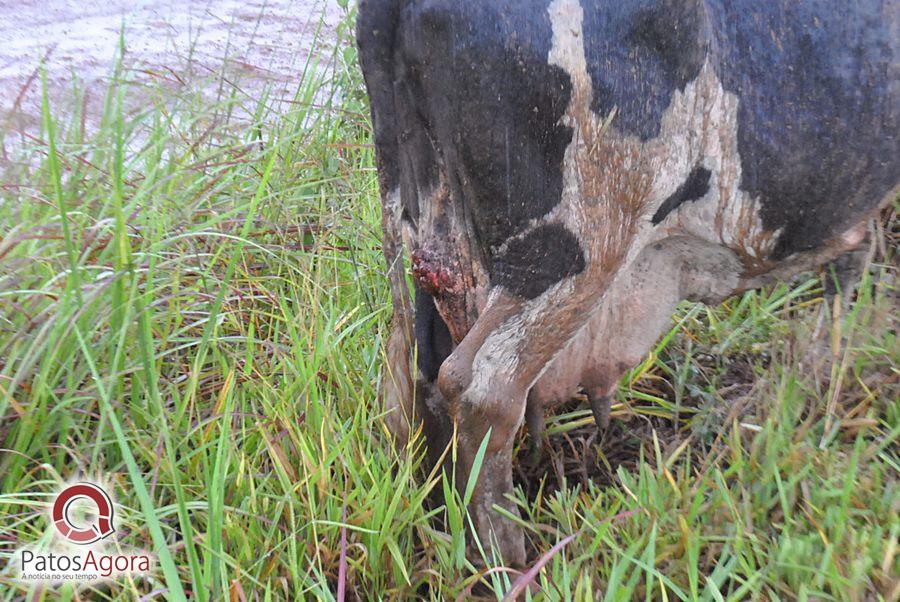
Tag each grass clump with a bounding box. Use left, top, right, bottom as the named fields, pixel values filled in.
left=0, top=8, right=897, bottom=600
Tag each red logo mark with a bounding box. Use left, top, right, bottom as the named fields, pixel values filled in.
left=52, top=483, right=115, bottom=544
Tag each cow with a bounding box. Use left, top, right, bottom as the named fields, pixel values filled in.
left=357, top=0, right=899, bottom=566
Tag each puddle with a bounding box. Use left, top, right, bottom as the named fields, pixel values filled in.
left=0, top=0, right=345, bottom=145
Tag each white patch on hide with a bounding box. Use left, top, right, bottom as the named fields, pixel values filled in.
left=547, top=0, right=588, bottom=90
left=544, top=0, right=778, bottom=269
left=648, top=62, right=778, bottom=262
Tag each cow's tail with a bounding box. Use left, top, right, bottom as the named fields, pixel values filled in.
left=358, top=0, right=416, bottom=444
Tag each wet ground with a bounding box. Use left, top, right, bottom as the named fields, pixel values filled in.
left=0, top=0, right=343, bottom=139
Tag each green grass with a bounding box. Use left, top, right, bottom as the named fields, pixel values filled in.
left=1, top=8, right=898, bottom=601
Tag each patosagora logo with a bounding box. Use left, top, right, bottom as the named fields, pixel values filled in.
left=52, top=482, right=115, bottom=544
left=14, top=480, right=154, bottom=584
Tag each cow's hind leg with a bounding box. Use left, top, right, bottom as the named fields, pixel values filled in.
left=412, top=285, right=455, bottom=467
left=436, top=237, right=654, bottom=564
left=357, top=0, right=419, bottom=445
left=439, top=284, right=607, bottom=566
left=439, top=237, right=745, bottom=565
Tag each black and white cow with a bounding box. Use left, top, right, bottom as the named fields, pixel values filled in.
left=357, top=0, right=898, bottom=565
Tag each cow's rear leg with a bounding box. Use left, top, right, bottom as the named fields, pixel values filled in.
left=438, top=285, right=605, bottom=566
left=438, top=236, right=746, bottom=566
left=435, top=292, right=528, bottom=565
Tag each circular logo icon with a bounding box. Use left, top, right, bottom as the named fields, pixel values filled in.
left=52, top=483, right=115, bottom=544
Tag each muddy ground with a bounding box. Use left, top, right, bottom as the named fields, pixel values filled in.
left=0, top=0, right=343, bottom=144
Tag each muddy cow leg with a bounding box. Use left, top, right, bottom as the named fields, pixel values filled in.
left=434, top=291, right=522, bottom=565
left=437, top=243, right=637, bottom=566
left=436, top=284, right=596, bottom=566
left=356, top=1, right=418, bottom=444
left=412, top=285, right=455, bottom=467
left=438, top=236, right=746, bottom=565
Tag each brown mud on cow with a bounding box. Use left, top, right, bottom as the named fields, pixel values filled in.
left=358, top=0, right=899, bottom=566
